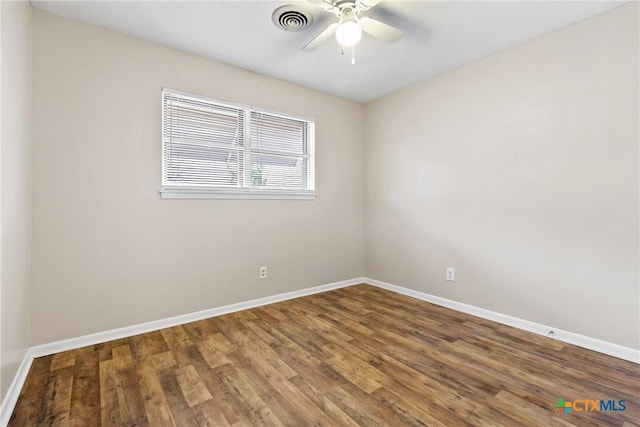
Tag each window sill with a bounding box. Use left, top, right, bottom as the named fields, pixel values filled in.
left=160, top=187, right=317, bottom=200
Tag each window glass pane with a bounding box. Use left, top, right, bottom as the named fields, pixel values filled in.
left=164, top=142, right=240, bottom=187
left=251, top=153, right=305, bottom=189
left=164, top=97, right=242, bottom=146
left=250, top=112, right=307, bottom=155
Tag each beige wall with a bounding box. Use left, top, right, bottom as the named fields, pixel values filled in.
left=29, top=3, right=639, bottom=352
left=31, top=10, right=365, bottom=345
left=1, top=1, right=32, bottom=398
left=365, top=3, right=639, bottom=349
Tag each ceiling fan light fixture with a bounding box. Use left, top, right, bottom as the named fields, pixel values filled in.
left=301, top=0, right=402, bottom=54
left=335, top=20, right=362, bottom=47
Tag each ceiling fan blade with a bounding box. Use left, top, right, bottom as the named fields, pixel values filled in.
left=302, top=22, right=339, bottom=52
left=306, top=0, right=332, bottom=5
left=359, top=16, right=403, bottom=43
left=306, top=0, right=336, bottom=12
left=357, top=0, right=383, bottom=9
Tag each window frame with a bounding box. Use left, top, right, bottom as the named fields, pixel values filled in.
left=160, top=88, right=316, bottom=200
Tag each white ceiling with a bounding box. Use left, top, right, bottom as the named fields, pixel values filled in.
left=32, top=0, right=627, bottom=102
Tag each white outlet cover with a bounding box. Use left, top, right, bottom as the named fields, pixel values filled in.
left=446, top=268, right=455, bottom=281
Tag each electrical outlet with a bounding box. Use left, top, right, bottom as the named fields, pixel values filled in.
left=259, top=266, right=267, bottom=279
left=446, top=267, right=455, bottom=282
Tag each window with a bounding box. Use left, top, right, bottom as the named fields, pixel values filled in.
left=161, top=88, right=315, bottom=199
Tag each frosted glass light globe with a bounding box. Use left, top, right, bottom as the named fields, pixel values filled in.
left=336, top=20, right=362, bottom=47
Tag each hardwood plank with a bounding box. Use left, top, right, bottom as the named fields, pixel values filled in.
left=160, top=327, right=195, bottom=368
left=174, top=364, right=213, bottom=407
left=322, top=343, right=390, bottom=393
left=194, top=400, right=232, bottom=427
left=50, top=351, right=76, bottom=371
left=487, top=390, right=564, bottom=427
left=181, top=318, right=220, bottom=342
left=151, top=350, right=178, bottom=373
left=224, top=350, right=315, bottom=426
left=316, top=362, right=413, bottom=427
left=195, top=333, right=234, bottom=369
left=232, top=327, right=297, bottom=380
left=288, top=375, right=360, bottom=426
left=68, top=346, right=100, bottom=427
left=37, top=365, right=74, bottom=425
left=112, top=344, right=150, bottom=426
left=144, top=330, right=171, bottom=355
left=8, top=356, right=53, bottom=426
left=137, top=360, right=176, bottom=426
left=170, top=325, right=195, bottom=348
left=98, top=359, right=121, bottom=426
left=157, top=368, right=204, bottom=427
left=371, top=386, right=449, bottom=427
left=184, top=346, right=246, bottom=426
left=213, top=363, right=285, bottom=426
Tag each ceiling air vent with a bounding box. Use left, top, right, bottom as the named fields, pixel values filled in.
left=272, top=5, right=314, bottom=32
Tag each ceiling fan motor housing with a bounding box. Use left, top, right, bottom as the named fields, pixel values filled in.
left=335, top=1, right=359, bottom=18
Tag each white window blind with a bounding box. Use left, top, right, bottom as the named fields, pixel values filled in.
left=161, top=89, right=315, bottom=199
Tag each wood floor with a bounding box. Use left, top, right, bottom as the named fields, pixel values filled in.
left=9, top=285, right=640, bottom=426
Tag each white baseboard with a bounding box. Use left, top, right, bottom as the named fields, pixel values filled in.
left=365, top=277, right=640, bottom=364
left=30, top=277, right=365, bottom=358
left=0, top=277, right=364, bottom=426
left=0, top=348, right=34, bottom=427
left=2, top=275, right=637, bottom=426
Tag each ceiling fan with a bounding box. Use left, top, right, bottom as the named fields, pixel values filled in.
left=302, top=0, right=403, bottom=55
